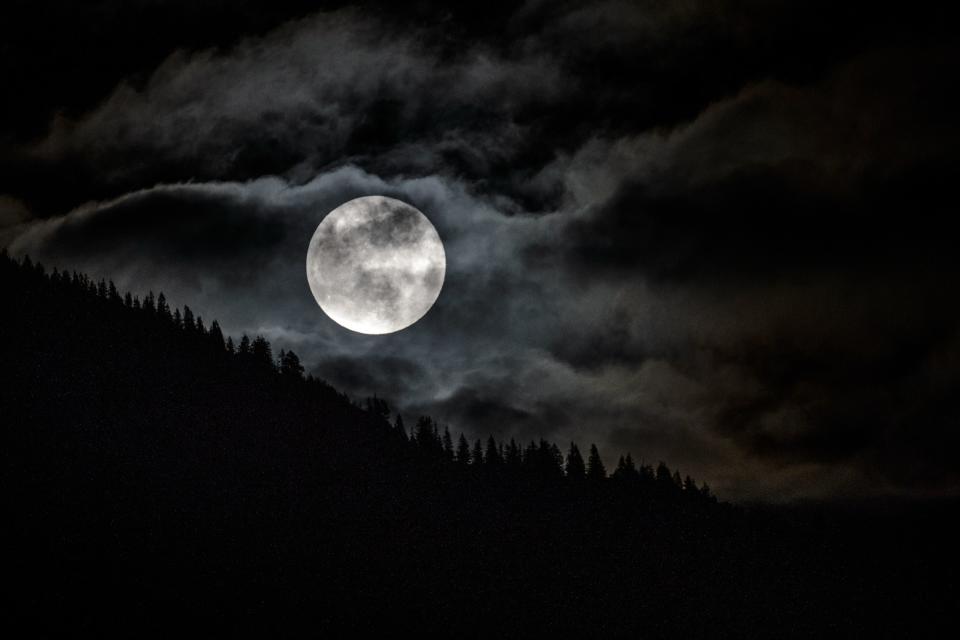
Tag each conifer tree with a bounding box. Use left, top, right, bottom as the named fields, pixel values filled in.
left=485, top=436, right=501, bottom=465
left=364, top=395, right=389, bottom=419
left=524, top=440, right=538, bottom=465
left=614, top=455, right=627, bottom=478
left=640, top=463, right=655, bottom=482
left=565, top=443, right=586, bottom=479
left=209, top=320, right=226, bottom=351
left=441, top=427, right=454, bottom=461
left=415, top=416, right=437, bottom=449
left=279, top=349, right=304, bottom=379
left=471, top=439, right=484, bottom=465
left=700, top=482, right=714, bottom=502
left=549, top=444, right=564, bottom=473
left=587, top=444, right=606, bottom=480
left=156, top=292, right=170, bottom=318
left=613, top=454, right=639, bottom=481
left=183, top=306, right=195, bottom=330
left=251, top=335, right=273, bottom=369
left=656, top=462, right=673, bottom=485
left=505, top=439, right=522, bottom=467
left=456, top=434, right=471, bottom=463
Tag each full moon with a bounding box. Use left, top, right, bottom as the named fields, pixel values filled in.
left=306, top=196, right=446, bottom=334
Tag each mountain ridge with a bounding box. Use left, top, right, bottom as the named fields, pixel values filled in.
left=1, top=251, right=954, bottom=637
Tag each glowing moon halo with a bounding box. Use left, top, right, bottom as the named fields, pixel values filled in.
left=306, top=196, right=446, bottom=334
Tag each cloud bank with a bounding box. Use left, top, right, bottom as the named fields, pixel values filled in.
left=4, top=1, right=960, bottom=500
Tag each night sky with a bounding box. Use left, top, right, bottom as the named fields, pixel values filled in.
left=2, top=0, right=958, bottom=500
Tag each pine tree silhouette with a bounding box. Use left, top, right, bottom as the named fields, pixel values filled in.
left=656, top=461, right=672, bottom=484
left=251, top=335, right=273, bottom=369
left=209, top=320, right=226, bottom=351
left=485, top=436, right=501, bottom=465
left=566, top=442, right=586, bottom=479
left=471, top=439, right=484, bottom=465
left=441, top=426, right=454, bottom=460
left=456, top=434, right=471, bottom=463
left=587, top=444, right=607, bottom=480
left=505, top=438, right=522, bottom=468
left=415, top=416, right=438, bottom=450
left=157, top=292, right=170, bottom=319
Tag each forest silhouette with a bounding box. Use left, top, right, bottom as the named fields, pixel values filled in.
left=1, top=251, right=956, bottom=636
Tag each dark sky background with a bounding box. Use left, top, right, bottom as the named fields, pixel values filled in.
left=2, top=0, right=959, bottom=501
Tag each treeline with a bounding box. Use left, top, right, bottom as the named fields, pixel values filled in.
left=392, top=409, right=715, bottom=501
left=3, top=249, right=955, bottom=637
left=3, top=250, right=715, bottom=504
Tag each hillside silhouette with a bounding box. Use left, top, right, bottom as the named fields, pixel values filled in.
left=1, top=251, right=956, bottom=636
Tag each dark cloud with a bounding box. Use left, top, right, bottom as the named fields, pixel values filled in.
left=313, top=354, right=431, bottom=403
left=33, top=189, right=285, bottom=263
left=4, top=8, right=562, bottom=217
left=0, top=195, right=30, bottom=229
left=417, top=388, right=544, bottom=440
left=526, top=40, right=960, bottom=497
left=562, top=47, right=960, bottom=279
left=3, top=1, right=960, bottom=500
left=740, top=282, right=955, bottom=492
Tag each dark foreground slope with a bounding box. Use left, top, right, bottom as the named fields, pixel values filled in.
left=1, top=254, right=956, bottom=637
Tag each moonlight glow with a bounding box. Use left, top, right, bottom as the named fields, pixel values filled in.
left=306, top=196, right=446, bottom=334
